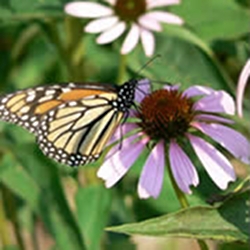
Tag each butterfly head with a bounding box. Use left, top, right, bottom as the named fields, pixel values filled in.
left=115, top=79, right=138, bottom=112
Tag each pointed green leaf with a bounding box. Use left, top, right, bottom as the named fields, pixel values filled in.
left=107, top=190, right=249, bottom=243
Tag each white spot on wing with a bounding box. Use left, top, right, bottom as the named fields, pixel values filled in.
left=62, top=88, right=71, bottom=93
left=1, top=97, right=8, bottom=103
left=21, top=115, right=29, bottom=120
left=26, top=95, right=36, bottom=102
left=38, top=95, right=53, bottom=103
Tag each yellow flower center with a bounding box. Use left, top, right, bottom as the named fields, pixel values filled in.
left=138, top=89, right=195, bottom=141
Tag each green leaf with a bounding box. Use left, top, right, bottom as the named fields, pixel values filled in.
left=1, top=143, right=87, bottom=250
left=129, top=33, right=233, bottom=92
left=107, top=190, right=250, bottom=243
left=76, top=185, right=112, bottom=250
left=173, top=0, right=250, bottom=41
left=0, top=154, right=40, bottom=210
left=0, top=0, right=63, bottom=21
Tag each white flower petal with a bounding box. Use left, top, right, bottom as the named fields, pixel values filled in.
left=188, top=134, right=236, bottom=190
left=121, top=24, right=140, bottom=55
left=193, top=122, right=250, bottom=164
left=169, top=140, right=199, bottom=194
left=135, top=78, right=151, bottom=102
left=97, top=136, right=148, bottom=188
left=139, top=15, right=162, bottom=32
left=194, top=114, right=234, bottom=124
left=97, top=21, right=126, bottom=44
left=104, top=0, right=116, bottom=5
left=140, top=28, right=155, bottom=57
left=147, top=0, right=181, bottom=9
left=138, top=141, right=165, bottom=199
left=144, top=11, right=184, bottom=25
left=236, top=59, right=250, bottom=117
left=163, top=84, right=180, bottom=91
left=182, top=85, right=214, bottom=98
left=65, top=2, right=113, bottom=18
left=84, top=16, right=119, bottom=33
left=194, top=90, right=235, bottom=115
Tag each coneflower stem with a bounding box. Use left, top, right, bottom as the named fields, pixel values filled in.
left=117, top=54, right=127, bottom=84
left=165, top=152, right=209, bottom=250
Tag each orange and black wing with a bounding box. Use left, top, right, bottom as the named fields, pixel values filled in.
left=0, top=83, right=115, bottom=133
left=0, top=83, right=124, bottom=166
left=36, top=94, right=124, bottom=166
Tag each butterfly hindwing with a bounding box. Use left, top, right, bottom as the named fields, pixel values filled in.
left=36, top=95, right=124, bottom=166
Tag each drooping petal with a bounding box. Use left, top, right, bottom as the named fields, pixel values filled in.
left=97, top=22, right=126, bottom=44
left=138, top=141, right=165, bottom=199
left=169, top=140, right=199, bottom=194
left=138, top=14, right=162, bottom=31
left=147, top=0, right=181, bottom=9
left=192, top=122, right=250, bottom=164
left=236, top=59, right=250, bottom=117
left=84, top=16, right=119, bottom=33
left=194, top=90, right=235, bottom=115
left=144, top=11, right=184, bottom=25
left=194, top=114, right=234, bottom=124
left=97, top=136, right=148, bottom=188
left=121, top=24, right=140, bottom=55
left=188, top=134, right=236, bottom=190
left=182, top=85, right=214, bottom=98
left=65, top=2, right=113, bottom=18
left=135, top=78, right=151, bottom=103
left=140, top=28, right=155, bottom=57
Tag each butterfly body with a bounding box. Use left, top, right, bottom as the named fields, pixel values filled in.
left=0, top=79, right=147, bottom=166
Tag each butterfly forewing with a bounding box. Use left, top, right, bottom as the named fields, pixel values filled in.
left=0, top=83, right=116, bottom=134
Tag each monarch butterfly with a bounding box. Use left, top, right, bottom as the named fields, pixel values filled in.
left=0, top=79, right=150, bottom=166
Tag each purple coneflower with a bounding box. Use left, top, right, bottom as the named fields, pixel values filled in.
left=98, top=83, right=250, bottom=199
left=64, top=0, right=183, bottom=56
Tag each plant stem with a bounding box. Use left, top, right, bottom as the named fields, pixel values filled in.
left=197, top=239, right=209, bottom=250
left=0, top=187, right=10, bottom=247
left=3, top=187, right=25, bottom=250
left=117, top=54, right=127, bottom=84
left=44, top=17, right=85, bottom=81
left=31, top=214, right=40, bottom=250
left=64, top=16, right=86, bottom=81
left=165, top=153, right=209, bottom=250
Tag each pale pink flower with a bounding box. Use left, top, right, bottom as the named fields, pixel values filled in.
left=236, top=59, right=250, bottom=117
left=98, top=83, right=250, bottom=199
left=64, top=0, right=183, bottom=57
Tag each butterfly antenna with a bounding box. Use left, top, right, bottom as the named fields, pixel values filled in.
left=135, top=54, right=161, bottom=78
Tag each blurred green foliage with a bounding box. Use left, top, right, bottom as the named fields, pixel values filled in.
left=0, top=0, right=249, bottom=250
